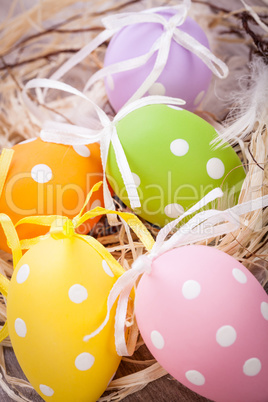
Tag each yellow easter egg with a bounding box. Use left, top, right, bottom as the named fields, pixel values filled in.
left=7, top=233, right=123, bottom=402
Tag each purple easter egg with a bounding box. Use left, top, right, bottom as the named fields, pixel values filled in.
left=104, top=9, right=212, bottom=112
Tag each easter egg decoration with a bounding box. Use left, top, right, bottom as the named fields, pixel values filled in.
left=48, top=3, right=228, bottom=114
left=8, top=234, right=122, bottom=402
left=0, top=191, right=154, bottom=402
left=0, top=138, right=104, bottom=253
left=106, top=104, right=246, bottom=227
left=104, top=10, right=213, bottom=112
left=135, top=245, right=268, bottom=402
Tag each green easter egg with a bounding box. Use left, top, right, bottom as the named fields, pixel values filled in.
left=107, top=105, right=246, bottom=227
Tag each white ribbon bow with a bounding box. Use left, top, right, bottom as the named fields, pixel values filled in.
left=23, top=78, right=185, bottom=215
left=83, top=188, right=268, bottom=356
left=49, top=1, right=229, bottom=106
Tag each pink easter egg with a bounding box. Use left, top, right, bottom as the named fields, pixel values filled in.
left=135, top=245, right=268, bottom=402
left=104, top=10, right=212, bottom=112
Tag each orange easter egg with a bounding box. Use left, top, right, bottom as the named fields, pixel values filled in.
left=0, top=138, right=104, bottom=252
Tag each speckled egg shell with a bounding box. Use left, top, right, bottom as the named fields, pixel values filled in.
left=106, top=105, right=246, bottom=227
left=104, top=10, right=212, bottom=112
left=135, top=245, right=268, bottom=402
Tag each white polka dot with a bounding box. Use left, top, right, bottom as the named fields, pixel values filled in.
left=170, top=139, right=189, bottom=157
left=39, top=385, right=54, bottom=397
left=167, top=105, right=183, bottom=111
left=107, top=75, right=114, bottom=90
left=75, top=352, right=95, bottom=371
left=261, top=302, right=268, bottom=321
left=132, top=172, right=141, bottom=187
left=68, top=284, right=88, bottom=304
left=16, top=264, right=30, bottom=284
left=243, top=358, right=262, bottom=376
left=73, top=145, right=90, bottom=158
left=182, top=280, right=201, bottom=300
left=19, top=137, right=37, bottom=145
left=31, top=164, right=52, bottom=184
left=194, top=90, right=205, bottom=106
left=151, top=330, right=165, bottom=350
left=216, top=325, right=237, bottom=347
left=102, top=260, right=114, bottom=278
left=185, top=370, right=205, bottom=386
left=91, top=199, right=102, bottom=209
left=232, top=268, right=247, bottom=284
left=148, top=82, right=166, bottom=96
left=164, top=203, right=185, bottom=218
left=15, top=318, right=27, bottom=337
left=206, top=158, right=225, bottom=180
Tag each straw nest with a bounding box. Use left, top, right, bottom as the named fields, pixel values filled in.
left=0, top=0, right=267, bottom=401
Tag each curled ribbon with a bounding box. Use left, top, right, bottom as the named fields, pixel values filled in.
left=22, top=78, right=185, bottom=217
left=84, top=188, right=268, bottom=356
left=49, top=0, right=229, bottom=105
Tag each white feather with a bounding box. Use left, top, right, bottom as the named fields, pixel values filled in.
left=212, top=57, right=268, bottom=147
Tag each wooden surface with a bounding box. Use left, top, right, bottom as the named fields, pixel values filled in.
left=1, top=346, right=212, bottom=401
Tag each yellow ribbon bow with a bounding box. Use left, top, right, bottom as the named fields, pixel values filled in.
left=15, top=181, right=154, bottom=274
